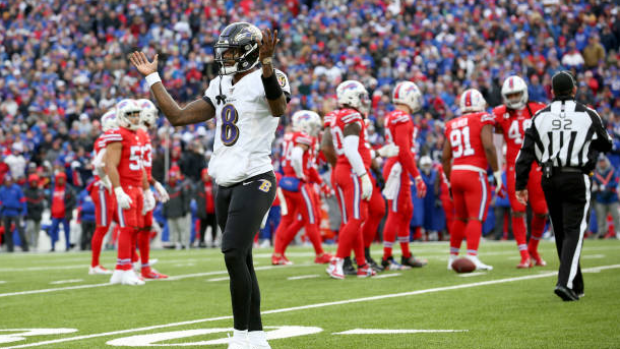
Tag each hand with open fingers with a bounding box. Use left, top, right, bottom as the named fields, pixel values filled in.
left=516, top=189, right=528, bottom=206
left=154, top=181, right=170, bottom=203
left=128, top=51, right=159, bottom=76
left=258, top=28, right=279, bottom=61
left=493, top=171, right=503, bottom=196
left=415, top=176, right=427, bottom=198
left=360, top=173, right=373, bottom=201
left=114, top=187, right=133, bottom=209
left=377, top=144, right=400, bottom=158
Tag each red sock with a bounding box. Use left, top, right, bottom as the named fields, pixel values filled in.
left=528, top=215, right=546, bottom=252
left=281, top=220, right=304, bottom=255
left=362, top=211, right=382, bottom=248
left=131, top=230, right=140, bottom=264
left=450, top=219, right=466, bottom=255
left=116, top=227, right=135, bottom=271
left=138, top=231, right=150, bottom=271
left=91, top=226, right=108, bottom=267
left=398, top=220, right=411, bottom=259
left=336, top=219, right=362, bottom=259
left=305, top=223, right=324, bottom=255
left=512, top=216, right=529, bottom=259
left=382, top=209, right=398, bottom=260
left=465, top=220, right=482, bottom=255
left=353, top=229, right=366, bottom=267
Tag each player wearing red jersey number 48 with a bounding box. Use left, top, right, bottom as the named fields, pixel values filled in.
left=382, top=81, right=428, bottom=270
left=105, top=99, right=153, bottom=286
left=326, top=80, right=376, bottom=280
left=493, top=76, right=548, bottom=268
left=442, top=89, right=501, bottom=271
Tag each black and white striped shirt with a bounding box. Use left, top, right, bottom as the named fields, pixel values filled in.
left=515, top=98, right=613, bottom=190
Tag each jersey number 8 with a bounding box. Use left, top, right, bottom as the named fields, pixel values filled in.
left=221, top=105, right=240, bottom=147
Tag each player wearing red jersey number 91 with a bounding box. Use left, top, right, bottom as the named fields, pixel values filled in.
left=442, top=89, right=500, bottom=272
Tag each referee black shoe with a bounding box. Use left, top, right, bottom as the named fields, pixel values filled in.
left=554, top=286, right=579, bottom=301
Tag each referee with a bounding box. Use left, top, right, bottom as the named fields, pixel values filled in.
left=515, top=71, right=613, bottom=301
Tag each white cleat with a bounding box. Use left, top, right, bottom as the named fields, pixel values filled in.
left=466, top=255, right=493, bottom=271
left=227, top=338, right=249, bottom=349
left=89, top=265, right=113, bottom=275
left=326, top=257, right=345, bottom=280
left=447, top=255, right=457, bottom=270
left=121, top=270, right=145, bottom=286
left=133, top=259, right=158, bottom=271
left=248, top=331, right=270, bottom=349
left=110, top=269, right=124, bottom=284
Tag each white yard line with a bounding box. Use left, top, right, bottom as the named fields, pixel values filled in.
left=335, top=329, right=469, bottom=335
left=287, top=274, right=320, bottom=281
left=373, top=273, right=402, bottom=279
left=6, top=263, right=619, bottom=349
left=49, top=279, right=83, bottom=285
left=206, top=277, right=229, bottom=282
left=457, top=272, right=487, bottom=278
left=0, top=258, right=207, bottom=273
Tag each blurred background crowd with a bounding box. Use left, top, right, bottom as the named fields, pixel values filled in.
left=2, top=0, right=620, bottom=251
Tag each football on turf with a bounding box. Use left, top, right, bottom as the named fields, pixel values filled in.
left=452, top=257, right=476, bottom=273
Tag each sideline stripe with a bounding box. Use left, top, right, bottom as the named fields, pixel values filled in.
left=5, top=263, right=619, bottom=349
left=335, top=329, right=469, bottom=335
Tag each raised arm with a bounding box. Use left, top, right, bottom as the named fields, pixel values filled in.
left=129, top=52, right=215, bottom=126
left=258, top=29, right=287, bottom=117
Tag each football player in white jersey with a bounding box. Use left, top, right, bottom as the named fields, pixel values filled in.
left=130, top=22, right=289, bottom=349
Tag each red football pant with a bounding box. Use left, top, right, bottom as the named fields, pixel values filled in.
left=383, top=171, right=413, bottom=260
left=363, top=178, right=385, bottom=248
left=89, top=184, right=116, bottom=268
left=450, top=170, right=491, bottom=255
left=507, top=165, right=548, bottom=258
left=138, top=209, right=155, bottom=270
left=334, top=167, right=368, bottom=266
left=273, top=184, right=323, bottom=256
left=115, top=186, right=143, bottom=270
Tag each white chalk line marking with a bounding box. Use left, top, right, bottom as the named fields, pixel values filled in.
left=457, top=272, right=487, bottom=278
left=49, top=279, right=83, bottom=285
left=334, top=329, right=469, bottom=335
left=373, top=273, right=402, bottom=279
left=206, top=277, right=229, bottom=282
left=287, top=275, right=320, bottom=281
left=6, top=263, right=619, bottom=349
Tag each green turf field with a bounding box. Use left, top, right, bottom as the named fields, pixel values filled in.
left=1, top=239, right=619, bottom=349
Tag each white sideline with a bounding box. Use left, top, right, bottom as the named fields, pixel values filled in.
left=5, top=263, right=619, bottom=349
left=0, top=264, right=314, bottom=298
left=335, top=329, right=469, bottom=335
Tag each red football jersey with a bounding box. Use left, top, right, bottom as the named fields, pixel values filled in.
left=384, top=110, right=419, bottom=178
left=281, top=131, right=314, bottom=179
left=93, top=131, right=117, bottom=181
left=329, top=108, right=372, bottom=170
left=106, top=127, right=144, bottom=187
left=323, top=111, right=335, bottom=129
left=445, top=111, right=495, bottom=170
left=493, top=102, right=546, bottom=165
left=137, top=128, right=153, bottom=181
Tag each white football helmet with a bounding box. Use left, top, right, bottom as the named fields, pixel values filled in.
left=392, top=81, right=423, bottom=113
left=115, top=99, right=142, bottom=131
left=501, top=75, right=528, bottom=110
left=336, top=80, right=371, bottom=115
left=137, top=98, right=158, bottom=128
left=459, top=89, right=486, bottom=113
left=292, top=110, right=320, bottom=136
left=101, top=109, right=117, bottom=132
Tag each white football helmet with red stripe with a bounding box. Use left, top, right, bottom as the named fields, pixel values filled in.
left=292, top=110, right=320, bottom=136
left=459, top=89, right=486, bottom=113
left=336, top=80, right=370, bottom=115
left=116, top=99, right=142, bottom=131
left=101, top=109, right=117, bottom=132
left=392, top=81, right=423, bottom=113
left=137, top=98, right=158, bottom=129
left=501, top=75, right=528, bottom=110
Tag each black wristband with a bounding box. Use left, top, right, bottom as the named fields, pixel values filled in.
left=261, top=72, right=283, bottom=100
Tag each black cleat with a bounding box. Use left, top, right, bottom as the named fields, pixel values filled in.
left=554, top=285, right=579, bottom=301
left=343, top=257, right=357, bottom=275
left=367, top=257, right=384, bottom=272
left=401, top=255, right=428, bottom=268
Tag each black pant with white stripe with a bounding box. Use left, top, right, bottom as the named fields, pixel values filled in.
left=541, top=171, right=589, bottom=294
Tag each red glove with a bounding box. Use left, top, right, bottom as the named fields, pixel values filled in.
left=415, top=176, right=427, bottom=198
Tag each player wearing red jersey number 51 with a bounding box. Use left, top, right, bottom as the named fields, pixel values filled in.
left=493, top=75, right=548, bottom=268
left=106, top=99, right=154, bottom=286
left=442, top=89, right=501, bottom=271
left=130, top=22, right=289, bottom=349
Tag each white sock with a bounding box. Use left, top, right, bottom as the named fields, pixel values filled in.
left=233, top=329, right=248, bottom=341
left=248, top=330, right=268, bottom=345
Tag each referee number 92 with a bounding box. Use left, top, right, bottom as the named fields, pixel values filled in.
left=552, top=119, right=572, bottom=130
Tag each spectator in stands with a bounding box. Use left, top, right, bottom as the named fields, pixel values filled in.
left=583, top=35, right=606, bottom=70
left=592, top=155, right=620, bottom=240
left=163, top=169, right=190, bottom=250
left=4, top=144, right=27, bottom=179
left=48, top=172, right=76, bottom=252
left=0, top=175, right=28, bottom=252
left=24, top=174, right=45, bottom=251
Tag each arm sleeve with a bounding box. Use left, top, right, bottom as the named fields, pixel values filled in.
left=515, top=120, right=541, bottom=191
left=393, top=123, right=420, bottom=178
left=343, top=135, right=367, bottom=177
left=291, top=146, right=306, bottom=180
left=588, top=108, right=613, bottom=153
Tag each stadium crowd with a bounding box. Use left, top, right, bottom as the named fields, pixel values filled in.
left=2, top=0, right=620, bottom=252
